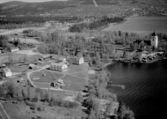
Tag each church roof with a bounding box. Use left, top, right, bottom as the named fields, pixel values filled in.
left=151, top=31, right=156, bottom=36
left=133, top=40, right=151, bottom=46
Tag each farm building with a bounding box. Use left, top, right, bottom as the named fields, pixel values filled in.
left=39, top=55, right=51, bottom=61
left=51, top=55, right=67, bottom=62
left=70, top=56, right=84, bottom=65
left=1, top=68, right=12, bottom=77
left=29, top=64, right=36, bottom=69
left=50, top=62, right=68, bottom=72
left=50, top=79, right=65, bottom=88
left=9, top=47, right=19, bottom=52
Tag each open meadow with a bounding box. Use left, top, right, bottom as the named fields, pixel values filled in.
left=30, top=63, right=89, bottom=92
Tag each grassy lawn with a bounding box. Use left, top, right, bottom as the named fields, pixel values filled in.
left=33, top=82, right=51, bottom=88
left=2, top=101, right=86, bottom=119
left=63, top=81, right=85, bottom=91
left=62, top=74, right=86, bottom=83
left=67, top=64, right=84, bottom=74
left=0, top=112, right=4, bottom=119
left=30, top=70, right=57, bottom=83
left=30, top=63, right=89, bottom=91
left=2, top=102, right=32, bottom=119
left=53, top=72, right=64, bottom=78
left=10, top=64, right=28, bottom=72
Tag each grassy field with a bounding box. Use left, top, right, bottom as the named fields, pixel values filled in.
left=2, top=101, right=86, bottom=119
left=30, top=70, right=57, bottom=83
left=30, top=63, right=89, bottom=91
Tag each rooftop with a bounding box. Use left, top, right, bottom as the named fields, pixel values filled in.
left=51, top=61, right=67, bottom=66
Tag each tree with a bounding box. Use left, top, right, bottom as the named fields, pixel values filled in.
left=0, top=35, right=8, bottom=48
left=8, top=53, right=13, bottom=67
left=76, top=92, right=84, bottom=103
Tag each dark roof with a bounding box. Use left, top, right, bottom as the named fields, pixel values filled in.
left=133, top=40, right=151, bottom=45
left=151, top=31, right=156, bottom=36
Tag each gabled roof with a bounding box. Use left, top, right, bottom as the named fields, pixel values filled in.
left=133, top=40, right=151, bottom=45
left=151, top=31, right=157, bottom=36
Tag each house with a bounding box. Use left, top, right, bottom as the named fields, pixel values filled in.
left=1, top=68, right=12, bottom=77
left=39, top=55, right=51, bottom=61
left=70, top=56, right=84, bottom=65
left=50, top=79, right=65, bottom=88
left=29, top=64, right=36, bottom=69
left=9, top=47, right=19, bottom=52
left=50, top=62, right=68, bottom=72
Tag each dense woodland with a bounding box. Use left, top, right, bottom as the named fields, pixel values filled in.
left=69, top=17, right=124, bottom=32
left=0, top=16, right=80, bottom=29
left=83, top=70, right=134, bottom=119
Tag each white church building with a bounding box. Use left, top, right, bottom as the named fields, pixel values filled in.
left=151, top=31, right=158, bottom=49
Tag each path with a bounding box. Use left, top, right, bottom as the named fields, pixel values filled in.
left=26, top=65, right=78, bottom=93
left=0, top=102, right=10, bottom=119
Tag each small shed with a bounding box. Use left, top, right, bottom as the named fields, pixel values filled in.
left=2, top=68, right=12, bottom=77
left=29, top=64, right=36, bottom=69
left=10, top=47, right=19, bottom=52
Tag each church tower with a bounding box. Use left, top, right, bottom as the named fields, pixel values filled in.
left=151, top=31, right=158, bottom=49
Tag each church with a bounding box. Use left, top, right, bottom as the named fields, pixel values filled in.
left=133, top=31, right=159, bottom=51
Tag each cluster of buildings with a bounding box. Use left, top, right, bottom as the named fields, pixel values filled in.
left=39, top=54, right=84, bottom=72
left=133, top=31, right=159, bottom=50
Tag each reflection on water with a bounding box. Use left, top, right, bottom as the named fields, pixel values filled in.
left=107, top=60, right=167, bottom=119
left=103, top=16, right=167, bottom=34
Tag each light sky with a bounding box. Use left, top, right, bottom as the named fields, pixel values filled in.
left=0, top=0, right=69, bottom=4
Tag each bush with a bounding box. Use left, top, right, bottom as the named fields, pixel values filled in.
left=37, top=105, right=45, bottom=112
left=49, top=96, right=78, bottom=108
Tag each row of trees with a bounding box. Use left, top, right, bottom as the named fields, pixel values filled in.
left=69, top=16, right=124, bottom=32
left=0, top=80, right=78, bottom=108
left=0, top=16, right=81, bottom=29
left=82, top=70, right=135, bottom=119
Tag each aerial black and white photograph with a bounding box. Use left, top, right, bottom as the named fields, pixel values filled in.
left=0, top=0, right=167, bottom=119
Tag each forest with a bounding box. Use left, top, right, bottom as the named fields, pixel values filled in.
left=0, top=16, right=80, bottom=29
left=69, top=16, right=124, bottom=32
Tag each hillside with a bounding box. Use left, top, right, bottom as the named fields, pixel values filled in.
left=0, top=0, right=167, bottom=16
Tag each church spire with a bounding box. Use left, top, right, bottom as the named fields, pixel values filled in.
left=151, top=30, right=156, bottom=36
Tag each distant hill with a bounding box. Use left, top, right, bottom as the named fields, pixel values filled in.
left=0, top=0, right=166, bottom=16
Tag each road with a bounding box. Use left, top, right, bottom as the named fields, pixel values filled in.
left=0, top=102, right=10, bottom=119
left=26, top=64, right=87, bottom=93
left=0, top=27, right=46, bottom=35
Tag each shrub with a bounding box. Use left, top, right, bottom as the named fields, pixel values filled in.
left=37, top=105, right=45, bottom=112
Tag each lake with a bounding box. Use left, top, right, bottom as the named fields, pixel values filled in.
left=107, top=60, right=167, bottom=119
left=103, top=16, right=167, bottom=34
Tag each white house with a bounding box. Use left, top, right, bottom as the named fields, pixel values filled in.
left=50, top=79, right=65, bottom=88
left=151, top=32, right=158, bottom=49
left=50, top=62, right=68, bottom=72
left=71, top=56, right=84, bottom=65
left=2, top=68, right=12, bottom=77
left=10, top=47, right=19, bottom=52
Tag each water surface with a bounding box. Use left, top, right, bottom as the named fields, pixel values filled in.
left=103, top=16, right=167, bottom=34
left=107, top=60, right=167, bottom=119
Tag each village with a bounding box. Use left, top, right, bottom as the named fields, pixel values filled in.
left=0, top=26, right=122, bottom=119
left=0, top=19, right=167, bottom=119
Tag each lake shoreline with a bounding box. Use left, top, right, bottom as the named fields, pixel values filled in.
left=102, top=16, right=167, bottom=34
